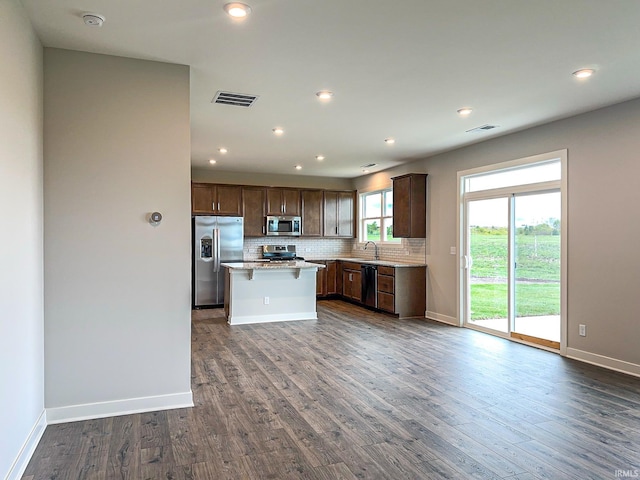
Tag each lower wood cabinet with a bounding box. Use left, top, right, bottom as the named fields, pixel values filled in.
left=335, top=261, right=426, bottom=318
left=341, top=262, right=362, bottom=302
left=376, top=265, right=426, bottom=318
left=325, top=261, right=337, bottom=295
left=377, top=266, right=395, bottom=313
left=309, top=260, right=338, bottom=297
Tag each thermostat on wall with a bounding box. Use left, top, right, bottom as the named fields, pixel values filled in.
left=149, top=212, right=162, bottom=226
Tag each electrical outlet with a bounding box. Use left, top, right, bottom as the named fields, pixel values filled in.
left=305, top=248, right=311, bottom=252
left=579, top=324, right=586, bottom=336
left=264, top=296, right=270, bottom=305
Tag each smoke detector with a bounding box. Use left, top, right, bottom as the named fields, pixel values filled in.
left=83, top=13, right=105, bottom=27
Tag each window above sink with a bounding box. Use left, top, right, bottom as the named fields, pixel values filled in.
left=359, top=188, right=399, bottom=244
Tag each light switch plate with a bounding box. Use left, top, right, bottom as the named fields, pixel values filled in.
left=450, top=246, right=456, bottom=255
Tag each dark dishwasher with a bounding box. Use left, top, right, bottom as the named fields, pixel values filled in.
left=361, top=264, right=378, bottom=307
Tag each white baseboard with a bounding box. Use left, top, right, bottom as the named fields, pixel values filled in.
left=5, top=409, right=47, bottom=480
left=566, top=348, right=640, bottom=378
left=425, top=311, right=459, bottom=326
left=46, top=390, right=194, bottom=425
left=228, top=312, right=317, bottom=325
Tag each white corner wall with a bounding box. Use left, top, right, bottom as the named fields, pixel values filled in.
left=44, top=49, right=193, bottom=420
left=354, top=97, right=640, bottom=374
left=0, top=1, right=45, bottom=479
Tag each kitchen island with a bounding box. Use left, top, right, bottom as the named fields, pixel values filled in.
left=222, top=261, right=324, bottom=325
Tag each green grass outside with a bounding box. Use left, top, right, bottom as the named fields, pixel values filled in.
left=470, top=233, right=560, bottom=319
left=471, top=233, right=560, bottom=281
left=470, top=283, right=560, bottom=320
left=363, top=228, right=397, bottom=242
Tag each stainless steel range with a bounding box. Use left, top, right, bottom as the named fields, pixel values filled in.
left=262, top=244, right=305, bottom=262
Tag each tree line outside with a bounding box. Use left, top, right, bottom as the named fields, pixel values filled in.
left=364, top=221, right=395, bottom=242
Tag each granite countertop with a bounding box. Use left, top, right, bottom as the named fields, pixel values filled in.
left=307, top=257, right=427, bottom=268
left=221, top=261, right=325, bottom=270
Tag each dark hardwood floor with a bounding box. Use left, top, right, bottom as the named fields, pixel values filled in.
left=24, top=300, right=640, bottom=479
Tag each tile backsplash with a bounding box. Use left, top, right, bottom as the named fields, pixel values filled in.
left=243, top=237, right=353, bottom=260
left=352, top=238, right=426, bottom=264
left=243, top=237, right=426, bottom=263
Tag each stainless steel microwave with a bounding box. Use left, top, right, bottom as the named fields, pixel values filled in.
left=266, top=215, right=301, bottom=236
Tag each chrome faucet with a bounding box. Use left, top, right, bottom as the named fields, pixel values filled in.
left=364, top=241, right=379, bottom=260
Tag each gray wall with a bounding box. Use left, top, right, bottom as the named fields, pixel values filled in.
left=192, top=168, right=354, bottom=190
left=44, top=50, right=192, bottom=412
left=0, top=1, right=44, bottom=477
left=355, top=97, right=640, bottom=368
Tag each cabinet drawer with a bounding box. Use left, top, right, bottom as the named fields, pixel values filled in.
left=377, top=274, right=394, bottom=294
left=378, top=266, right=395, bottom=276
left=342, top=262, right=361, bottom=271
left=377, top=292, right=395, bottom=313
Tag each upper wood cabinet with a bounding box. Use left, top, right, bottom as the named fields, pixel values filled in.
left=242, top=186, right=266, bottom=236
left=392, top=173, right=427, bottom=238
left=324, top=191, right=355, bottom=238
left=266, top=188, right=301, bottom=216
left=193, top=182, right=356, bottom=237
left=192, top=183, right=242, bottom=216
left=301, top=189, right=323, bottom=237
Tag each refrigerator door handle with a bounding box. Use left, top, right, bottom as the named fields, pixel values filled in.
left=213, top=228, right=221, bottom=273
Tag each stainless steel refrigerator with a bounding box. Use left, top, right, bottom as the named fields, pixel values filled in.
left=193, top=216, right=244, bottom=307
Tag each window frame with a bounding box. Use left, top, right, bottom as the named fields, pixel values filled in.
left=358, top=187, right=400, bottom=244
left=456, top=149, right=568, bottom=355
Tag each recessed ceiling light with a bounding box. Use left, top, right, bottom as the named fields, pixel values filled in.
left=209, top=159, right=217, bottom=165
left=316, top=91, right=334, bottom=101
left=224, top=3, right=251, bottom=18
left=457, top=107, right=473, bottom=116
left=218, top=148, right=228, bottom=154
left=362, top=169, right=370, bottom=173
left=384, top=138, right=395, bottom=144
left=272, top=127, right=284, bottom=135
left=295, top=165, right=302, bottom=170
left=315, top=155, right=325, bottom=161
left=573, top=68, right=595, bottom=79
left=82, top=13, right=105, bottom=27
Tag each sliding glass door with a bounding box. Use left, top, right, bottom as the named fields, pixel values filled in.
left=459, top=152, right=565, bottom=350
left=466, top=197, right=509, bottom=333
left=512, top=192, right=561, bottom=347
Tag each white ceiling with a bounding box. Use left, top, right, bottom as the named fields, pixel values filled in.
left=21, top=0, right=640, bottom=178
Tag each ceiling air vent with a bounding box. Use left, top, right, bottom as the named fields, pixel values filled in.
left=212, top=91, right=259, bottom=107
left=361, top=163, right=377, bottom=168
left=466, top=124, right=500, bottom=133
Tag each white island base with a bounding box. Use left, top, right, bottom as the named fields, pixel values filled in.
left=223, top=262, right=322, bottom=325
